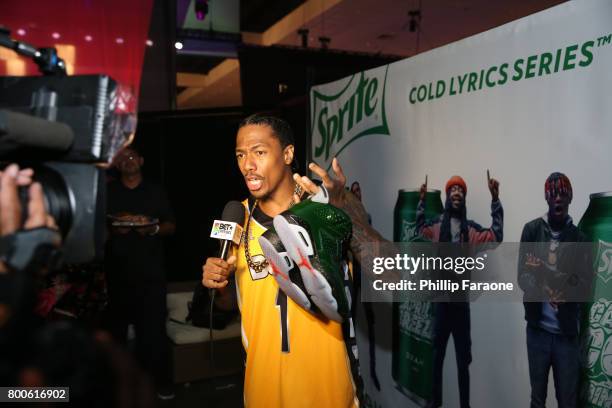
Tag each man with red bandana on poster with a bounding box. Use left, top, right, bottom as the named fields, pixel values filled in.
left=416, top=173, right=504, bottom=408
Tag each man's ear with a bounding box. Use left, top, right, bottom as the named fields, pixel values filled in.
left=284, top=145, right=294, bottom=166
left=139, top=157, right=144, bottom=167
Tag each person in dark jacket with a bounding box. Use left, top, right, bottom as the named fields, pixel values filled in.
left=418, top=173, right=503, bottom=408
left=105, top=146, right=176, bottom=400
left=518, top=172, right=592, bottom=408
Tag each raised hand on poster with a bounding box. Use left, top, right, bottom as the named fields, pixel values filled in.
left=419, top=175, right=428, bottom=201
left=487, top=169, right=500, bottom=201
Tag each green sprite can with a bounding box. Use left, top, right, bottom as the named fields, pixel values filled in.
left=579, top=192, right=612, bottom=408
left=392, top=189, right=443, bottom=406
left=393, top=189, right=444, bottom=242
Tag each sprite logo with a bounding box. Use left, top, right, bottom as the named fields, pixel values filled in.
left=583, top=298, right=612, bottom=407
left=596, top=240, right=612, bottom=283
left=311, top=66, right=390, bottom=169
left=400, top=220, right=417, bottom=242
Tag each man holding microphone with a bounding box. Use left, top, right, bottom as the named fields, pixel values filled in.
left=202, top=114, right=386, bottom=407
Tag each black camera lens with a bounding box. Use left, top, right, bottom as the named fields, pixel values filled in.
left=11, top=161, right=104, bottom=264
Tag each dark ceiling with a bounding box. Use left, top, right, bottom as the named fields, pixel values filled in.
left=240, top=0, right=305, bottom=32
left=176, top=54, right=225, bottom=74
left=175, top=0, right=568, bottom=108
left=176, top=0, right=307, bottom=74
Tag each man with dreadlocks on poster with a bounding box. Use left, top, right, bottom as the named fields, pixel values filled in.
left=518, top=172, right=590, bottom=408
left=416, top=173, right=504, bottom=408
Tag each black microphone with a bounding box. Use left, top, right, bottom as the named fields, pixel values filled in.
left=207, top=201, right=245, bottom=375
left=210, top=200, right=245, bottom=260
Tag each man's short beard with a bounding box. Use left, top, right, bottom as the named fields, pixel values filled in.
left=449, top=200, right=465, bottom=216
left=450, top=205, right=463, bottom=216
left=121, top=167, right=141, bottom=177
left=548, top=207, right=568, bottom=227
left=441, top=196, right=468, bottom=242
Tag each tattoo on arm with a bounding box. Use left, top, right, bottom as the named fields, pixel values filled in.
left=336, top=192, right=396, bottom=278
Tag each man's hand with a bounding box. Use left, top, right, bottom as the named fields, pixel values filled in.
left=419, top=175, right=428, bottom=201
left=525, top=253, right=542, bottom=268
left=0, top=164, right=58, bottom=273
left=202, top=255, right=236, bottom=289
left=544, top=285, right=565, bottom=310
left=293, top=157, right=347, bottom=207
left=133, top=216, right=159, bottom=236
left=487, top=169, right=500, bottom=201
left=1, top=164, right=56, bottom=235
left=135, top=223, right=159, bottom=236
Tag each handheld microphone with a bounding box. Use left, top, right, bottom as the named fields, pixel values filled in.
left=207, top=201, right=245, bottom=374
left=210, top=201, right=245, bottom=260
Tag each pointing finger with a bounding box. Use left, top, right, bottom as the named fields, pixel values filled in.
left=331, top=157, right=346, bottom=186
left=308, top=162, right=332, bottom=186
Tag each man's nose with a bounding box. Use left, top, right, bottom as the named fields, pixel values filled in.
left=244, top=154, right=256, bottom=171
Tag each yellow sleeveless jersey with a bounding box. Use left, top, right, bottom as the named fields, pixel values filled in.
left=235, top=199, right=357, bottom=408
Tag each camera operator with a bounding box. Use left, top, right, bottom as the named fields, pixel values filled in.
left=0, top=163, right=57, bottom=350
left=0, top=163, right=157, bottom=407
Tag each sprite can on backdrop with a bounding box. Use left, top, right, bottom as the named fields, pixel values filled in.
left=579, top=192, right=612, bottom=408
left=392, top=189, right=443, bottom=406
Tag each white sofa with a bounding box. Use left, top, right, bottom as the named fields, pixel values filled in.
left=166, top=286, right=243, bottom=383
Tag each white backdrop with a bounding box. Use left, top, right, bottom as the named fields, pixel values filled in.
left=310, top=1, right=612, bottom=406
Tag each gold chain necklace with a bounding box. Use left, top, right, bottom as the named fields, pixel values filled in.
left=244, top=184, right=302, bottom=272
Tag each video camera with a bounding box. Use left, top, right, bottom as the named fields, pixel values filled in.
left=0, top=27, right=129, bottom=264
